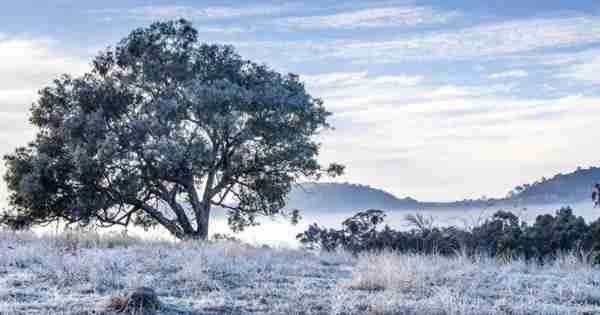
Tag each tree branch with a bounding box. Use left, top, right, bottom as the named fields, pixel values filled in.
left=127, top=198, right=185, bottom=239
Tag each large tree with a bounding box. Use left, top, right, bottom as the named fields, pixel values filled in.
left=1, top=20, right=343, bottom=240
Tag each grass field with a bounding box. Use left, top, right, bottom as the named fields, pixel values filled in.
left=1, top=230, right=599, bottom=314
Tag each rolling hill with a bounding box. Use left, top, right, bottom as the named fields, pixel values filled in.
left=285, top=166, right=600, bottom=212
left=285, top=182, right=418, bottom=212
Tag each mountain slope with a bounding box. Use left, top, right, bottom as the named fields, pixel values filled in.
left=285, top=182, right=418, bottom=212
left=508, top=166, right=600, bottom=204
left=285, top=166, right=600, bottom=212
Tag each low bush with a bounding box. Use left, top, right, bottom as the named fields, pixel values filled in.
left=297, top=207, right=600, bottom=263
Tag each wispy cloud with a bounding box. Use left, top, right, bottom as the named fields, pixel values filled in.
left=300, top=71, right=429, bottom=113
left=370, top=75, right=426, bottom=85
left=561, top=56, right=600, bottom=83
left=300, top=71, right=523, bottom=122
left=237, top=16, right=600, bottom=63
left=489, top=70, right=528, bottom=79
left=281, top=6, right=459, bottom=30
left=341, top=16, right=600, bottom=61
left=0, top=35, right=88, bottom=111
left=89, top=5, right=284, bottom=20
left=302, top=71, right=564, bottom=148
left=301, top=71, right=423, bottom=89
left=301, top=71, right=369, bottom=87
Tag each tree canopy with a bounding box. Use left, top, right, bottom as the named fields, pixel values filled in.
left=1, top=19, right=343, bottom=239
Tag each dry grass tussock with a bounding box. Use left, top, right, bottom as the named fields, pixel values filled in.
left=340, top=251, right=600, bottom=314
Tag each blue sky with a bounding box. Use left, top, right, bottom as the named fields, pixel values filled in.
left=2, top=0, right=600, bottom=201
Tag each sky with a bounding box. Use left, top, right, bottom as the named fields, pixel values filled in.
left=1, top=0, right=600, bottom=202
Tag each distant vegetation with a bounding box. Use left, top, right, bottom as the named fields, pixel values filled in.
left=298, top=207, right=600, bottom=263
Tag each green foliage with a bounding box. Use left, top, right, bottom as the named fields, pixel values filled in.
left=298, top=207, right=600, bottom=263
left=2, top=19, right=342, bottom=239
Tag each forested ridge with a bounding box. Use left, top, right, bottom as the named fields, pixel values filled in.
left=287, top=167, right=600, bottom=211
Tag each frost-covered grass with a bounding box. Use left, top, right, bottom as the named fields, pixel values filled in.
left=342, top=252, right=600, bottom=314
left=1, top=230, right=599, bottom=314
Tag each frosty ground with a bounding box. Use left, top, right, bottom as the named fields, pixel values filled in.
left=1, top=231, right=600, bottom=314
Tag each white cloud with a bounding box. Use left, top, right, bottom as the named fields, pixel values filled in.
left=301, top=71, right=369, bottom=87
left=562, top=56, right=600, bottom=83
left=342, top=16, right=600, bottom=61
left=0, top=90, right=38, bottom=112
left=371, top=75, right=425, bottom=85
left=238, top=15, right=600, bottom=62
left=302, top=71, right=519, bottom=114
left=0, top=36, right=88, bottom=110
left=301, top=71, right=423, bottom=89
left=489, top=70, right=528, bottom=79
left=90, top=5, right=283, bottom=20
left=302, top=70, right=600, bottom=200
left=0, top=35, right=88, bottom=205
left=321, top=91, right=600, bottom=200
left=519, top=48, right=600, bottom=67
left=0, top=111, right=36, bottom=208
left=0, top=35, right=88, bottom=111
left=300, top=71, right=427, bottom=113
left=281, top=6, right=459, bottom=30
left=195, top=26, right=246, bottom=34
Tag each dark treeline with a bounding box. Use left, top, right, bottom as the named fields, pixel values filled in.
left=297, top=208, right=600, bottom=263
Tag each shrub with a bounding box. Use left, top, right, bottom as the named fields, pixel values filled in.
left=297, top=207, right=600, bottom=263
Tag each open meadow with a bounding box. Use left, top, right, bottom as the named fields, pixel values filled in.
left=1, top=231, right=600, bottom=315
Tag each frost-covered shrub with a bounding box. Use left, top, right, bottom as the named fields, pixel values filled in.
left=524, top=207, right=592, bottom=260
left=468, top=211, right=524, bottom=258
left=298, top=207, right=600, bottom=263
left=297, top=209, right=463, bottom=255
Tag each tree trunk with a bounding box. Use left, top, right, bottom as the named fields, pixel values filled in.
left=182, top=179, right=212, bottom=241
left=177, top=201, right=211, bottom=241
left=196, top=202, right=211, bottom=240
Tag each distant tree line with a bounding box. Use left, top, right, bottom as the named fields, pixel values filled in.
left=297, top=207, right=600, bottom=263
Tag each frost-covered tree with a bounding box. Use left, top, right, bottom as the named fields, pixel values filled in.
left=1, top=20, right=343, bottom=240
